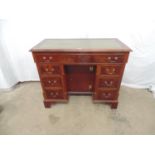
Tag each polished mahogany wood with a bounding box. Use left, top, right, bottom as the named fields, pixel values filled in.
left=65, top=65, right=96, bottom=92
left=31, top=38, right=131, bottom=109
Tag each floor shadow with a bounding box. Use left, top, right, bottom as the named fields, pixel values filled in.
left=0, top=105, right=4, bottom=114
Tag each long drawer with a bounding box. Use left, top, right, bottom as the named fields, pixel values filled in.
left=34, top=53, right=127, bottom=64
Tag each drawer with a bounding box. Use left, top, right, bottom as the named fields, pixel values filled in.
left=97, top=90, right=118, bottom=100
left=98, top=77, right=120, bottom=88
left=34, top=53, right=126, bottom=64
left=39, top=64, right=61, bottom=75
left=35, top=54, right=55, bottom=63
left=93, top=54, right=125, bottom=63
left=42, top=76, right=62, bottom=88
left=99, top=64, right=123, bottom=75
left=44, top=89, right=65, bottom=99
left=35, top=54, right=91, bottom=63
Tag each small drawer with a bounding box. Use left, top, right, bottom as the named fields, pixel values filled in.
left=97, top=90, right=118, bottom=100
left=100, top=65, right=122, bottom=75
left=39, top=64, right=61, bottom=75
left=35, top=54, right=55, bottom=63
left=91, top=54, right=125, bottom=63
left=42, top=77, right=62, bottom=88
left=44, top=89, right=64, bottom=99
left=98, top=77, right=120, bottom=88
left=105, top=55, right=124, bottom=63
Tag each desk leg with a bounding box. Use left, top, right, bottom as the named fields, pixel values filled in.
left=43, top=101, right=55, bottom=108
left=111, top=102, right=118, bottom=109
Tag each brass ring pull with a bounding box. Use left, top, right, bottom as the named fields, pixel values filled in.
left=102, top=92, right=111, bottom=98
left=105, top=68, right=116, bottom=74
left=45, top=68, right=49, bottom=71
left=107, top=56, right=119, bottom=62
left=50, top=92, right=59, bottom=97
left=43, top=56, right=46, bottom=60
left=88, top=84, right=92, bottom=90
left=114, top=56, right=118, bottom=60
left=107, top=56, right=112, bottom=60
left=104, top=81, right=113, bottom=87
left=49, top=56, right=53, bottom=60
left=48, top=80, right=51, bottom=83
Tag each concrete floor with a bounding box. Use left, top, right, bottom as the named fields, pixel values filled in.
left=0, top=82, right=155, bottom=135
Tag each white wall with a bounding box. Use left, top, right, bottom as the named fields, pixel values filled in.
left=0, top=0, right=155, bottom=92
left=0, top=20, right=18, bottom=89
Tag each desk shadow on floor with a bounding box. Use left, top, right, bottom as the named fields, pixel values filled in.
left=0, top=105, right=4, bottom=114
left=48, top=114, right=60, bottom=124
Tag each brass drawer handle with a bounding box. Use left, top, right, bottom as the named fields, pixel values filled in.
left=48, top=80, right=57, bottom=83
left=53, top=80, right=57, bottom=83
left=107, top=56, right=112, bottom=60
left=43, top=56, right=47, bottom=60
left=102, top=92, right=112, bottom=98
left=114, top=56, right=118, bottom=60
left=107, top=56, right=119, bottom=62
left=45, top=68, right=49, bottom=72
left=50, top=92, right=59, bottom=97
left=105, top=68, right=116, bottom=74
left=104, top=81, right=113, bottom=87
left=45, top=67, right=55, bottom=72
left=48, top=80, right=51, bottom=83
left=49, top=56, right=53, bottom=60
left=88, top=84, right=92, bottom=90
left=42, top=56, right=53, bottom=61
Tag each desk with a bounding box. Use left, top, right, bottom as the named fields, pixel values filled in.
left=31, top=38, right=131, bottom=109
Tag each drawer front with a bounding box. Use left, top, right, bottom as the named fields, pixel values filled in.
left=93, top=54, right=125, bottom=63
left=98, top=77, right=120, bottom=88
left=34, top=53, right=126, bottom=64
left=39, top=64, right=61, bottom=75
left=44, top=89, right=65, bottom=99
left=42, top=77, right=62, bottom=88
left=100, top=65, right=122, bottom=75
left=35, top=54, right=92, bottom=63
left=36, top=55, right=55, bottom=63
left=97, top=90, right=118, bottom=100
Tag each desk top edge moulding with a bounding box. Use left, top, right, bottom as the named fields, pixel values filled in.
left=31, top=38, right=131, bottom=52
left=31, top=38, right=132, bottom=109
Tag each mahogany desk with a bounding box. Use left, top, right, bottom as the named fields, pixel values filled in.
left=31, top=39, right=131, bottom=109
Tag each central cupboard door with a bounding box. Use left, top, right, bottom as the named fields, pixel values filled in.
left=65, top=65, right=96, bottom=93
